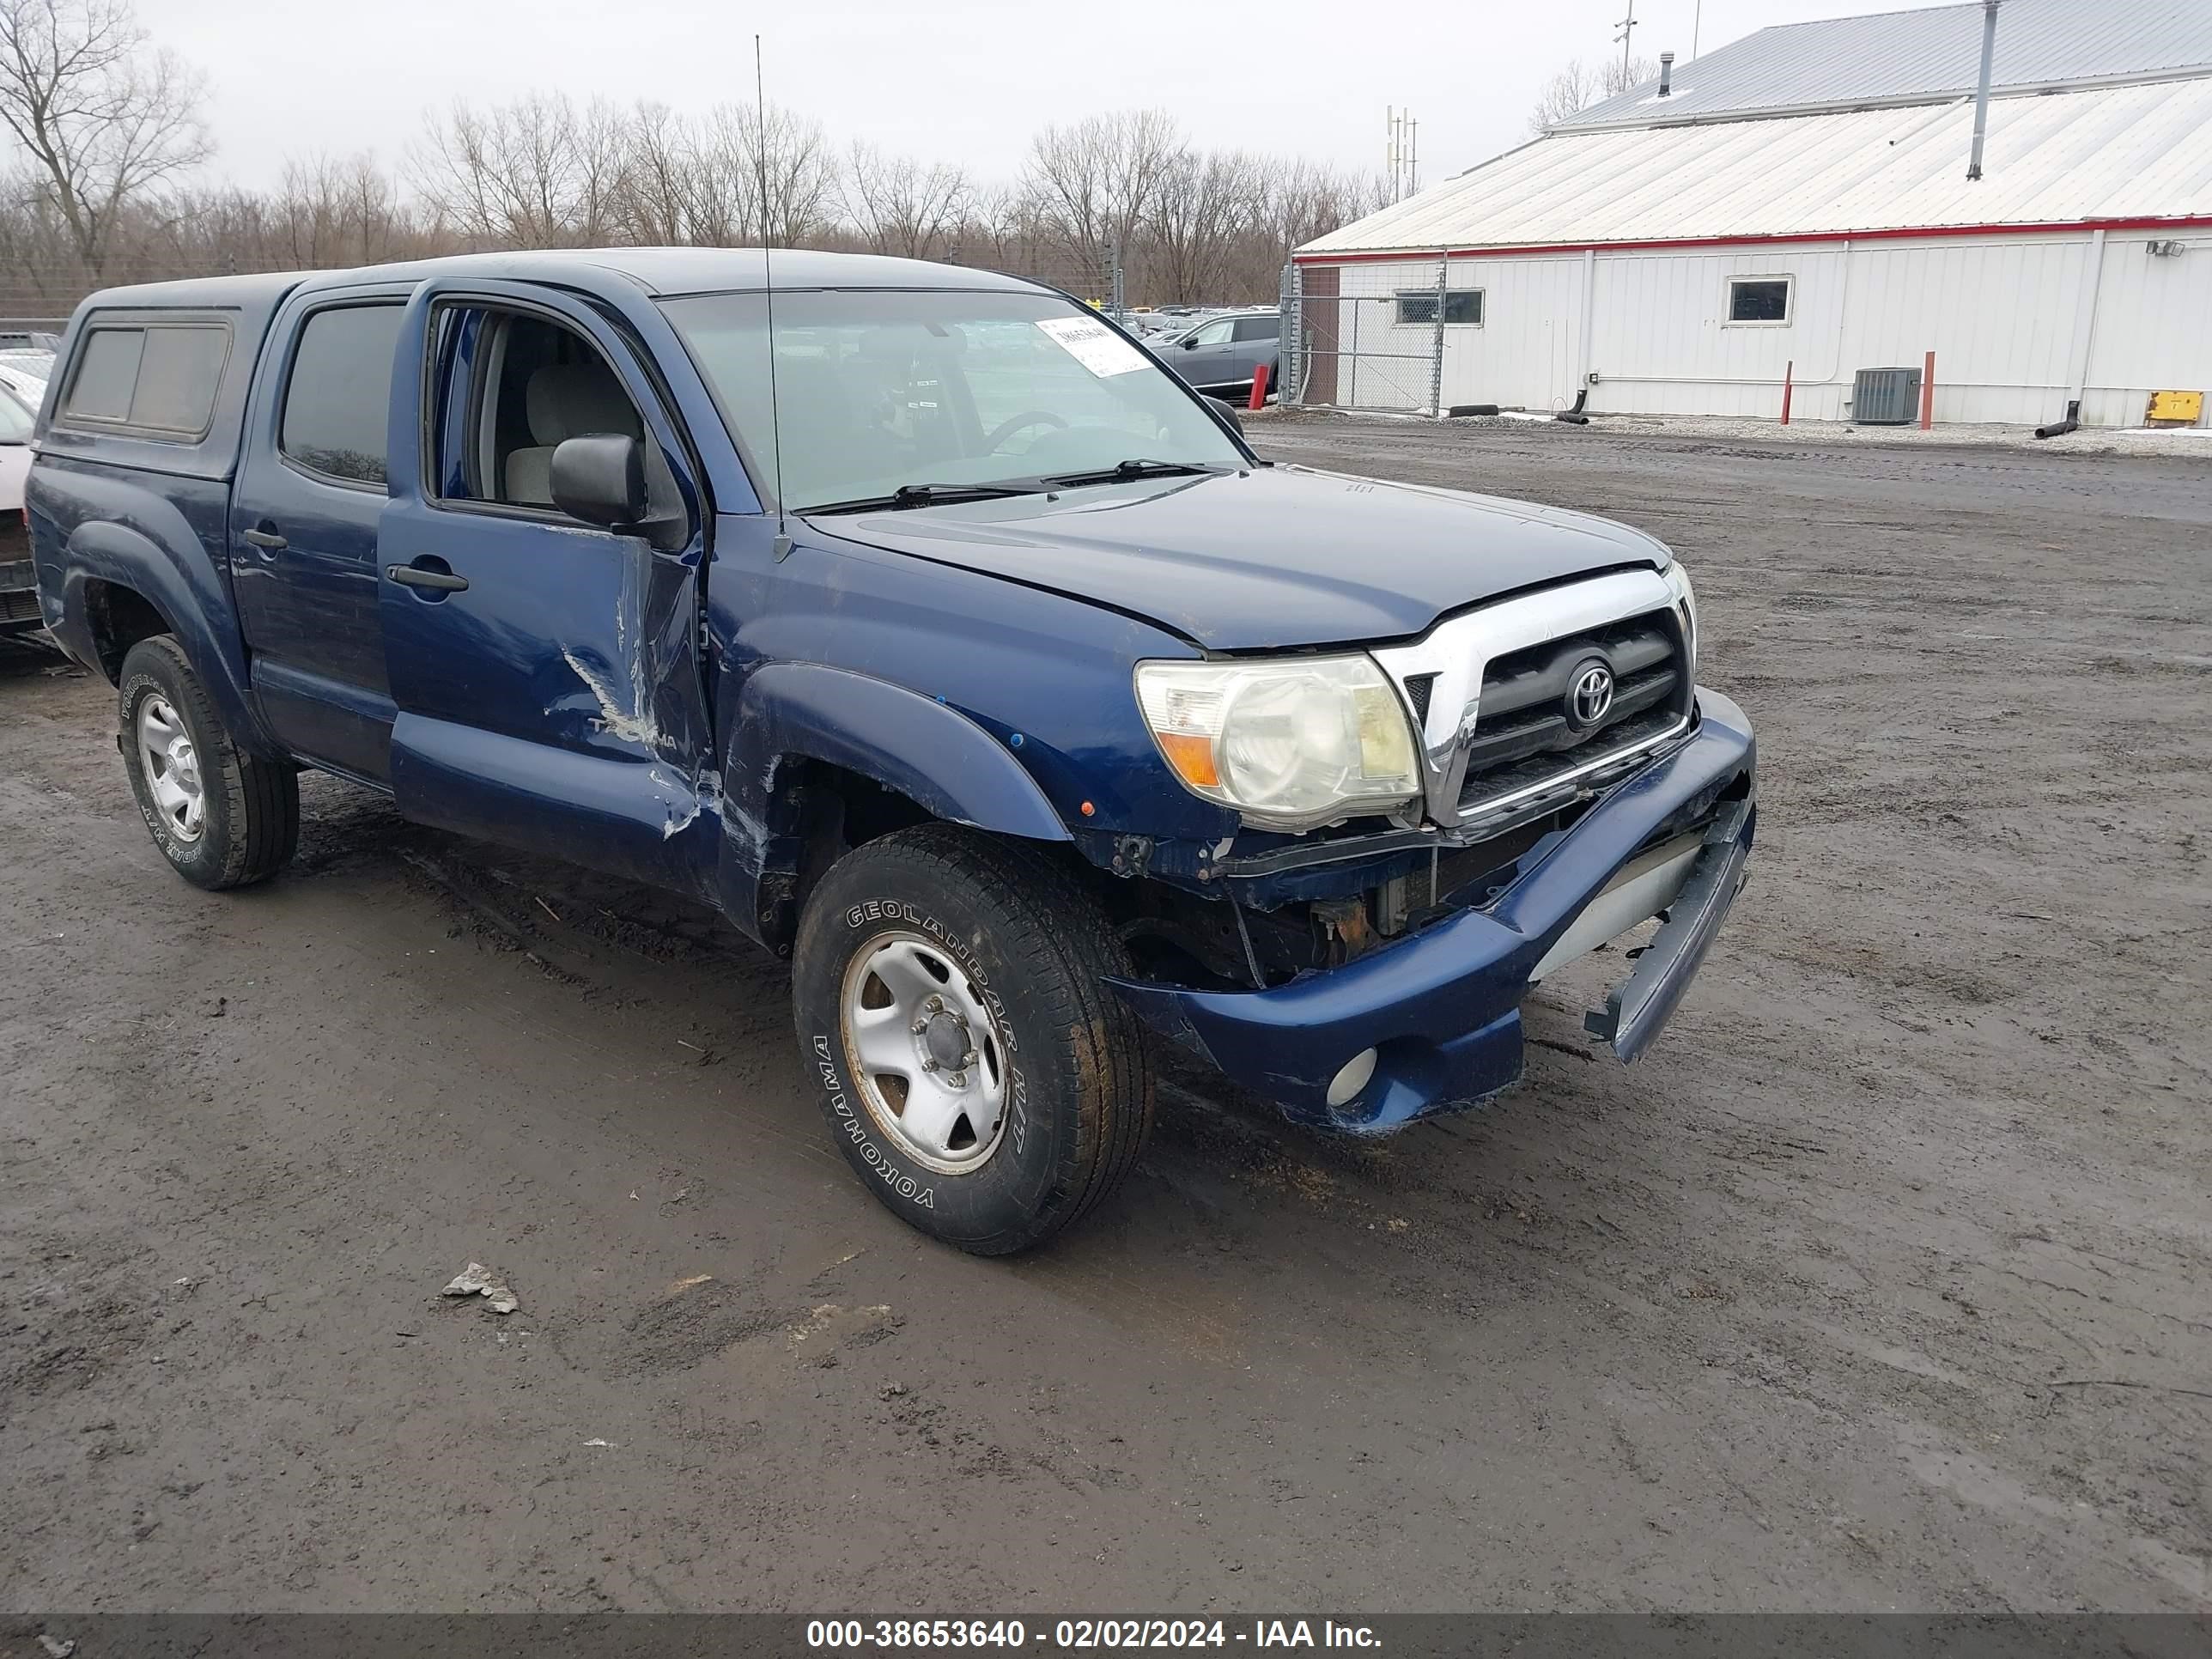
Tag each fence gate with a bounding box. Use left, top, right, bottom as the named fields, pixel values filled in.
left=1282, top=256, right=1449, bottom=415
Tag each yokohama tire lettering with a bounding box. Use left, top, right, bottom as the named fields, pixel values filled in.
left=812, top=1034, right=933, bottom=1208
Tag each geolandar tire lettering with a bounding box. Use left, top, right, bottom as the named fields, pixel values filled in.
left=791, top=823, right=1152, bottom=1255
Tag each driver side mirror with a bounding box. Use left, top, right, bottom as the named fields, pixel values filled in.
left=1180, top=337, right=1200, bottom=349
left=550, top=434, right=647, bottom=530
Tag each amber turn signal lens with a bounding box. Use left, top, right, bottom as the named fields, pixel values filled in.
left=1155, top=731, right=1220, bottom=789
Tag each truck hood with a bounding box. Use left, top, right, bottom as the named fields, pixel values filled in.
left=813, top=464, right=1672, bottom=650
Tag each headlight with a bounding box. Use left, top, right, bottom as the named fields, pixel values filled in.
left=1134, top=655, right=1421, bottom=831
left=1663, top=561, right=1698, bottom=675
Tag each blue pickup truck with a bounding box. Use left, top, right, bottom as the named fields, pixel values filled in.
left=27, top=249, right=1754, bottom=1254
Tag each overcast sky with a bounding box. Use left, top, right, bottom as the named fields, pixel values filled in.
left=137, top=0, right=1969, bottom=193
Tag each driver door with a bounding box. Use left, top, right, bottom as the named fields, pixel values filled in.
left=377, top=279, right=717, bottom=896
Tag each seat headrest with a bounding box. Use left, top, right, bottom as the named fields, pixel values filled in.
left=525, top=362, right=641, bottom=447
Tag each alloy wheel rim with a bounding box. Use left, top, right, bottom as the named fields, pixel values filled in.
left=136, top=696, right=207, bottom=844
left=839, top=930, right=1011, bottom=1175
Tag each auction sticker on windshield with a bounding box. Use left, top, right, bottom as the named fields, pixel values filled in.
left=1036, top=316, right=1150, bottom=377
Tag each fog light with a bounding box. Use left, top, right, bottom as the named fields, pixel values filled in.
left=1326, top=1048, right=1378, bottom=1108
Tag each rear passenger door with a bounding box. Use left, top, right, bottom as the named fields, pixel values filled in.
left=1170, top=317, right=1238, bottom=390
left=1230, top=314, right=1280, bottom=388
left=230, top=291, right=409, bottom=782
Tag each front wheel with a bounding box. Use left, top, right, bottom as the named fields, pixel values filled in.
left=118, top=635, right=298, bottom=890
left=792, top=825, right=1153, bottom=1255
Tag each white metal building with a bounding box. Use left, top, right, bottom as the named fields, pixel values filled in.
left=1293, top=0, right=2212, bottom=428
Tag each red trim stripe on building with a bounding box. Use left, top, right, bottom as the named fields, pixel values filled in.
left=1291, top=215, right=2212, bottom=264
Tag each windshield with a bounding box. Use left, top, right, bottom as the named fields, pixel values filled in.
left=660, top=288, right=1246, bottom=512
left=0, top=387, right=31, bottom=443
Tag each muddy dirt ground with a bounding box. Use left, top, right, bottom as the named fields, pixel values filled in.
left=3, top=421, right=2208, bottom=1614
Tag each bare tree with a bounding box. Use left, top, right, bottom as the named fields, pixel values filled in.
left=0, top=0, right=209, bottom=279
left=1147, top=149, right=1256, bottom=304
left=1528, top=54, right=1656, bottom=133
left=748, top=102, right=837, bottom=247
left=843, top=141, right=968, bottom=260
left=266, top=151, right=409, bottom=268
left=1259, top=159, right=1388, bottom=255
left=1024, top=109, right=1182, bottom=284
left=953, top=183, right=1042, bottom=272
left=410, top=93, right=629, bottom=248
left=685, top=100, right=836, bottom=247
left=0, top=0, right=1405, bottom=318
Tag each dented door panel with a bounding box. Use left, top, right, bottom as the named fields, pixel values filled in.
left=376, top=278, right=720, bottom=896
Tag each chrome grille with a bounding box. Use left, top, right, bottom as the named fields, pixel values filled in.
left=1457, top=610, right=1686, bottom=804
left=1370, top=568, right=1695, bottom=830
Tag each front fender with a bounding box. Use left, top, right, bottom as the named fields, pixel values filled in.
left=54, top=511, right=279, bottom=759
left=718, top=660, right=1071, bottom=945
left=735, top=661, right=1070, bottom=842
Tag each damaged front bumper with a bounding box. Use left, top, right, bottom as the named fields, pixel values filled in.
left=1109, top=688, right=1756, bottom=1134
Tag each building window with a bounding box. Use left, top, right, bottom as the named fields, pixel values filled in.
left=1726, top=277, right=1792, bottom=325
left=1395, top=289, right=1482, bottom=326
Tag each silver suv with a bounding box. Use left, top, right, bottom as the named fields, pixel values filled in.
left=1153, top=309, right=1279, bottom=398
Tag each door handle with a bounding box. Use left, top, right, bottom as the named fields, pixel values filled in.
left=386, top=563, right=470, bottom=592
left=242, top=527, right=287, bottom=551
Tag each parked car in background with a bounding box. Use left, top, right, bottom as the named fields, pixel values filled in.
left=0, top=358, right=50, bottom=406
left=1, top=382, right=39, bottom=634
left=1154, top=308, right=1280, bottom=398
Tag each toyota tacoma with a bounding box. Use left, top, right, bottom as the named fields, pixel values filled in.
left=27, top=250, right=1754, bottom=1253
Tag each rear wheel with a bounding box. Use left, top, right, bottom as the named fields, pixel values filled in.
left=118, top=635, right=298, bottom=890
left=792, top=824, right=1153, bottom=1255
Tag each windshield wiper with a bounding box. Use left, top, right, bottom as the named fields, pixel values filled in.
left=1040, top=459, right=1229, bottom=488
left=801, top=482, right=1045, bottom=515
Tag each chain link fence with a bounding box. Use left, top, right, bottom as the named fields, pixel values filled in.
left=1281, top=256, right=1449, bottom=414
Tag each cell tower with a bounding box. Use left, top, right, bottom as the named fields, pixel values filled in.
left=1386, top=107, right=1420, bottom=203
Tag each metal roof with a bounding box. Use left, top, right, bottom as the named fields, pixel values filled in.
left=1298, top=74, right=2212, bottom=257
left=1560, top=0, right=2212, bottom=131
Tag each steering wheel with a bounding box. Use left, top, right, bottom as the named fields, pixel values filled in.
left=982, top=410, right=1068, bottom=453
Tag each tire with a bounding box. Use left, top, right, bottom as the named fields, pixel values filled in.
left=792, top=824, right=1154, bottom=1255
left=118, top=635, right=299, bottom=890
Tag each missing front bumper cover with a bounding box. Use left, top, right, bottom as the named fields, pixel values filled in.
left=1106, top=689, right=1758, bottom=1135
left=1583, top=797, right=1755, bottom=1062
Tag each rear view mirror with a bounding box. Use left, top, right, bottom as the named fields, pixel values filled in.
left=550, top=434, right=647, bottom=529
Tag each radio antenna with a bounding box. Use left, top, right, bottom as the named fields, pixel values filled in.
left=755, top=33, right=791, bottom=552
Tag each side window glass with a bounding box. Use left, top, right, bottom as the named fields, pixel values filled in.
left=66, top=329, right=145, bottom=422
left=281, top=304, right=406, bottom=485
left=1188, top=319, right=1234, bottom=347
left=1232, top=317, right=1279, bottom=343
left=131, top=328, right=229, bottom=432
left=62, top=324, right=228, bottom=434
left=447, top=310, right=648, bottom=514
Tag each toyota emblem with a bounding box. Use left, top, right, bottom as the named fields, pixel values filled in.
left=1568, top=662, right=1615, bottom=726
